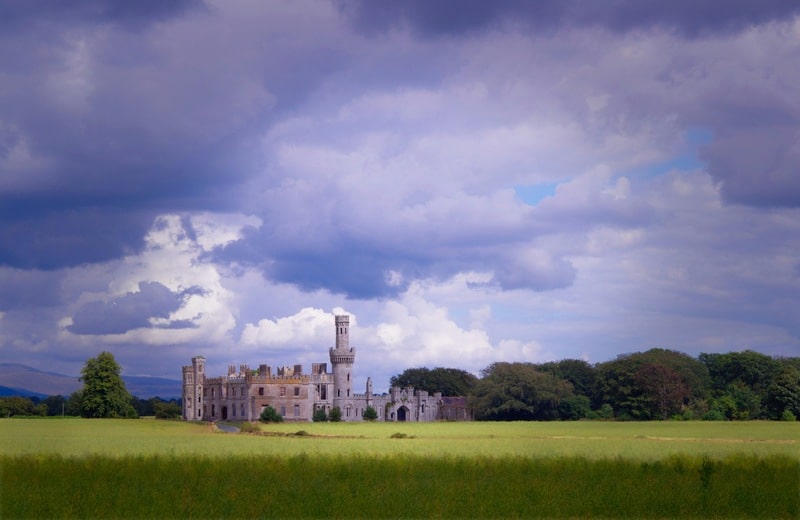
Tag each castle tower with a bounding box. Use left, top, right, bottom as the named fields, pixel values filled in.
left=181, top=356, right=205, bottom=421
left=329, top=315, right=355, bottom=415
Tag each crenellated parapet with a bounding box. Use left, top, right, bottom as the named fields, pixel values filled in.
left=329, top=347, right=355, bottom=364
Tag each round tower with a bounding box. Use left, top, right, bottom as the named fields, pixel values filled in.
left=329, top=315, right=355, bottom=412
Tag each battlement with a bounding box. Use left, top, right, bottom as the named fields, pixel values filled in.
left=329, top=347, right=355, bottom=364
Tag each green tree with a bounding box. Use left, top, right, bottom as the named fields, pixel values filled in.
left=79, top=352, right=137, bottom=418
left=153, top=400, right=182, bottom=419
left=362, top=406, right=378, bottom=421
left=41, top=395, right=68, bottom=416
left=470, top=362, right=574, bottom=421
left=766, top=365, right=800, bottom=419
left=537, top=359, right=596, bottom=399
left=390, top=367, right=478, bottom=396
left=0, top=396, right=45, bottom=417
left=259, top=405, right=283, bottom=423
left=312, top=407, right=328, bottom=422
left=594, top=349, right=709, bottom=419
left=329, top=406, right=342, bottom=422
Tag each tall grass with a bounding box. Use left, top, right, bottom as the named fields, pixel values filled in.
left=2, top=453, right=797, bottom=518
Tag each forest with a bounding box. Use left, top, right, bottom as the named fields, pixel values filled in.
left=390, top=349, right=800, bottom=421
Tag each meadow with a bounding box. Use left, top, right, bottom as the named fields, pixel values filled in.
left=1, top=419, right=798, bottom=518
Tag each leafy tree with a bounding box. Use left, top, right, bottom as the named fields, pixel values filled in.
left=65, top=391, right=84, bottom=416
left=312, top=408, right=328, bottom=422
left=594, top=349, right=709, bottom=419
left=635, top=364, right=690, bottom=420
left=79, top=352, right=137, bottom=418
left=537, top=359, right=596, bottom=399
left=41, top=395, right=68, bottom=416
left=153, top=400, right=182, bottom=419
left=362, top=406, right=378, bottom=421
left=390, top=367, right=478, bottom=396
left=259, top=405, right=283, bottom=423
left=766, top=365, right=800, bottom=419
left=0, top=396, right=46, bottom=417
left=559, top=395, right=591, bottom=420
left=470, top=362, right=574, bottom=421
left=329, top=406, right=342, bottom=422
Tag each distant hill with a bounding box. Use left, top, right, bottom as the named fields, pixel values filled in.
left=0, top=363, right=181, bottom=399
left=0, top=385, right=47, bottom=399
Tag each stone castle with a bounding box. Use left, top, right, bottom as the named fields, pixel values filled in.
left=182, top=314, right=471, bottom=422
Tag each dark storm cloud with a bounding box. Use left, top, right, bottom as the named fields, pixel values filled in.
left=340, top=0, right=800, bottom=37
left=0, top=0, right=345, bottom=271
left=67, top=281, right=201, bottom=335
left=0, top=0, right=203, bottom=30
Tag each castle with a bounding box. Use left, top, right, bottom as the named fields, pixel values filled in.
left=182, top=315, right=472, bottom=422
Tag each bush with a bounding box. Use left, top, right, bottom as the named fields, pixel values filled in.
left=362, top=406, right=378, bottom=421
left=259, top=406, right=283, bottom=423
left=780, top=410, right=797, bottom=422
left=702, top=409, right=726, bottom=421
left=329, top=406, right=342, bottom=422
left=312, top=408, right=328, bottom=422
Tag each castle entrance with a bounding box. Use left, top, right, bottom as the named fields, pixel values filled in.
left=221, top=406, right=228, bottom=420
left=397, top=406, right=409, bottom=422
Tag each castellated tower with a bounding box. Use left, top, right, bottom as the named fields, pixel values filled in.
left=181, top=356, right=205, bottom=421
left=329, top=315, right=355, bottom=413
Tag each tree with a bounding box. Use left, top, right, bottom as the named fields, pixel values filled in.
left=329, top=406, right=342, bottom=422
left=41, top=395, right=68, bottom=416
left=594, top=349, right=709, bottom=419
left=259, top=405, right=283, bottom=423
left=470, top=362, right=574, bottom=421
left=0, top=396, right=46, bottom=417
left=362, top=406, right=378, bottom=421
left=79, top=352, right=137, bottom=418
left=153, top=400, right=182, bottom=419
left=766, top=366, right=800, bottom=419
left=390, top=367, right=478, bottom=396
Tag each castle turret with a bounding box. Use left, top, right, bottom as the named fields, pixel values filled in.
left=182, top=356, right=205, bottom=420
left=329, top=315, right=355, bottom=416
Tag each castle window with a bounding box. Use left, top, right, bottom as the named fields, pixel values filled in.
left=347, top=389, right=350, bottom=397
left=294, top=405, right=300, bottom=417
left=241, top=405, right=245, bottom=416
left=232, top=406, right=236, bottom=417
left=280, top=386, right=286, bottom=397
left=294, top=387, right=300, bottom=397
left=280, top=406, right=286, bottom=417
left=212, top=405, right=216, bottom=416
left=337, top=389, right=340, bottom=397
left=347, top=373, right=350, bottom=382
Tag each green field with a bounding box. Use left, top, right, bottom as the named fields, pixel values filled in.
left=1, top=419, right=798, bottom=518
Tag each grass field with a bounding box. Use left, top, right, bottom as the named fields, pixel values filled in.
left=1, top=419, right=798, bottom=518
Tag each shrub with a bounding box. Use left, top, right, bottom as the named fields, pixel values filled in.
left=362, top=406, right=378, bottom=421
left=780, top=409, right=797, bottom=422
left=259, top=405, right=283, bottom=423
left=312, top=408, right=328, bottom=422
left=702, top=409, right=726, bottom=421
left=329, top=406, right=342, bottom=422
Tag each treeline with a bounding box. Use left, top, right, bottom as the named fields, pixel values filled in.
left=0, top=394, right=182, bottom=419
left=391, top=349, right=800, bottom=421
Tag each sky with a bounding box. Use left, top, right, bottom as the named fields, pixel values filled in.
left=1, top=0, right=799, bottom=393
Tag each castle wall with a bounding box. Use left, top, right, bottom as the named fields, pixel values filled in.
left=181, top=314, right=470, bottom=423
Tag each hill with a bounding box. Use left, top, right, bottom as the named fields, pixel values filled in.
left=0, top=364, right=180, bottom=399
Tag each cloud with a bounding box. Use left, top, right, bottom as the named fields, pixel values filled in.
left=339, top=0, right=800, bottom=37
